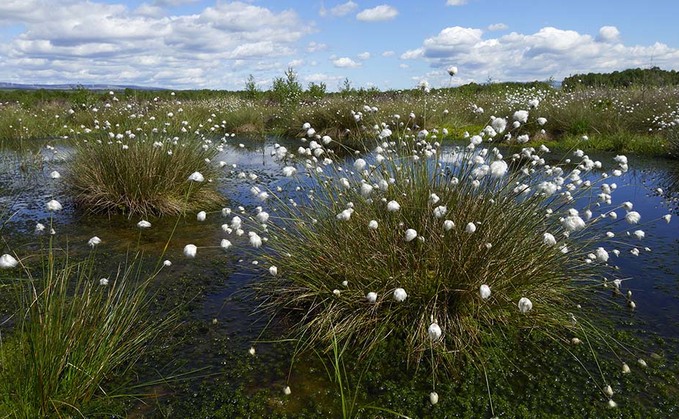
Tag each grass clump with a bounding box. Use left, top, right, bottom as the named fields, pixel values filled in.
left=0, top=244, right=173, bottom=417
left=68, top=132, right=224, bottom=216
left=247, top=111, right=659, bottom=406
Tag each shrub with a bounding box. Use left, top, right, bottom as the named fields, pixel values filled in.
left=68, top=132, right=224, bottom=216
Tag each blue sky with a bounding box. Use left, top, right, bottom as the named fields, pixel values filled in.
left=0, top=0, right=678, bottom=90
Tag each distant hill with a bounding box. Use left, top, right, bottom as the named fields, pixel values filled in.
left=0, top=82, right=165, bottom=91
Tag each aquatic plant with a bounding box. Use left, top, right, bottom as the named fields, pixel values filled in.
left=241, top=110, right=667, bottom=408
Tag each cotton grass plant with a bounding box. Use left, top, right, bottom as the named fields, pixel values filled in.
left=241, top=107, right=665, bottom=407
left=68, top=131, right=224, bottom=216
left=0, top=241, right=174, bottom=417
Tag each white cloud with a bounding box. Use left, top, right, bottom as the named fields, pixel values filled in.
left=488, top=23, right=508, bottom=31
left=410, top=25, right=679, bottom=85
left=356, top=4, right=398, bottom=22
left=382, top=50, right=395, bottom=57
left=304, top=72, right=343, bottom=86
left=446, top=0, right=468, bottom=5
left=322, top=1, right=358, bottom=17
left=0, top=0, right=312, bottom=88
left=597, top=26, right=621, bottom=43
left=307, top=41, right=328, bottom=52
left=400, top=48, right=423, bottom=60
left=288, top=59, right=304, bottom=68
left=333, top=57, right=361, bottom=68
left=357, top=51, right=371, bottom=60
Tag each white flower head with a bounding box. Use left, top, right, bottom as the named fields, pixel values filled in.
left=595, top=247, right=609, bottom=263
left=49, top=170, right=61, bottom=179
left=46, top=199, right=63, bottom=212
left=386, top=200, right=401, bottom=212
left=220, top=239, right=232, bottom=250
left=429, top=391, right=439, bottom=405
left=366, top=291, right=378, bottom=303
left=197, top=211, right=207, bottom=222
left=542, top=233, right=557, bottom=246
left=269, top=266, right=278, bottom=276
left=393, top=288, right=408, bottom=302
left=405, top=228, right=418, bottom=242
left=137, top=220, right=151, bottom=228
left=368, top=220, right=379, bottom=230
left=518, top=297, right=533, bottom=313
left=443, top=220, right=455, bottom=231
left=188, top=171, right=205, bottom=182
left=0, top=254, right=19, bottom=269
left=353, top=158, right=367, bottom=171
left=479, top=284, right=491, bottom=299
left=249, top=232, right=263, bottom=248
left=183, top=244, right=198, bottom=258
left=428, top=323, right=442, bottom=341
left=465, top=222, right=476, bottom=234
left=625, top=211, right=641, bottom=224
left=489, top=160, right=508, bottom=177
left=88, top=236, right=102, bottom=247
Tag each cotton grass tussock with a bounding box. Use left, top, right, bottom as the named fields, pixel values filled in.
left=68, top=131, right=224, bottom=216
left=247, top=117, right=661, bottom=402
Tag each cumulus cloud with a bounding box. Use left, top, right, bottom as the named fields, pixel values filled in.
left=357, top=52, right=371, bottom=60
left=597, top=26, right=621, bottom=43
left=333, top=57, right=361, bottom=68
left=400, top=48, right=424, bottom=60
left=446, top=0, right=468, bottom=5
left=320, top=1, right=358, bottom=17
left=0, top=0, right=311, bottom=88
left=403, top=25, right=679, bottom=85
left=356, top=4, right=398, bottom=22
left=382, top=50, right=395, bottom=57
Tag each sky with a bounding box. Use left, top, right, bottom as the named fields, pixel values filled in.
left=1, top=0, right=678, bottom=91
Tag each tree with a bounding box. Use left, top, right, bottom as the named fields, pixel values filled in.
left=244, top=74, right=260, bottom=100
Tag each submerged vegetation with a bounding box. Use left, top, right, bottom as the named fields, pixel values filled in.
left=0, top=67, right=678, bottom=416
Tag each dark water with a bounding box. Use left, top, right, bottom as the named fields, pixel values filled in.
left=2, top=137, right=679, bottom=414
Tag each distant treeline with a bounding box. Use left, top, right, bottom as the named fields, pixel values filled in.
left=562, top=67, right=679, bottom=90
left=2, top=67, right=679, bottom=106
